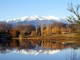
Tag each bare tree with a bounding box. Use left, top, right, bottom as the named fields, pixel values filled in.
left=0, top=22, right=12, bottom=33
left=46, top=23, right=52, bottom=35
left=14, top=24, right=35, bottom=36
left=67, top=3, right=80, bottom=41
left=36, top=26, right=38, bottom=35
left=67, top=3, right=80, bottom=24
left=41, top=24, right=44, bottom=36
left=24, top=24, right=35, bottom=34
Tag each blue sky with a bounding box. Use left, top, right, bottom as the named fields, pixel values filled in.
left=0, top=0, right=80, bottom=21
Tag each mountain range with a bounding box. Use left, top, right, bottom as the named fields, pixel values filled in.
left=5, top=15, right=69, bottom=26
left=12, top=49, right=60, bottom=55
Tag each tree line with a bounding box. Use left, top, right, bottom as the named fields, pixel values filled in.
left=0, top=21, right=79, bottom=38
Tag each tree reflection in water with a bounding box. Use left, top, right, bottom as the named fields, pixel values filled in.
left=65, top=48, right=80, bottom=60
left=0, top=39, right=80, bottom=60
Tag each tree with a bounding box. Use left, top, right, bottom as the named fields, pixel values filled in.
left=52, top=27, right=59, bottom=34
left=41, top=24, right=44, bottom=36
left=14, top=24, right=25, bottom=36
left=67, top=3, right=80, bottom=41
left=43, top=29, right=47, bottom=36
left=24, top=24, right=35, bottom=34
left=60, top=27, right=66, bottom=33
left=36, top=26, right=38, bottom=35
left=14, top=24, right=35, bottom=35
left=0, top=22, right=12, bottom=33
left=46, top=23, right=52, bottom=35
left=30, top=31, right=36, bottom=36
left=54, top=27, right=60, bottom=34
left=10, top=29, right=19, bottom=38
left=67, top=3, right=80, bottom=24
left=51, top=22, right=64, bottom=28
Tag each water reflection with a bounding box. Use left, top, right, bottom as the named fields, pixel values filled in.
left=0, top=40, right=80, bottom=60
left=0, top=39, right=79, bottom=54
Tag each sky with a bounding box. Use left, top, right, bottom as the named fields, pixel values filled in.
left=0, top=0, right=80, bottom=21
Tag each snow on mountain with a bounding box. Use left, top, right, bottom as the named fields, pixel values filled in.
left=5, top=15, right=69, bottom=26
left=13, top=49, right=60, bottom=55
left=43, top=16, right=60, bottom=21
left=6, top=15, right=60, bottom=22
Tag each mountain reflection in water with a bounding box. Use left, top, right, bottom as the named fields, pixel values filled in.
left=0, top=40, right=78, bottom=54
left=0, top=39, right=80, bottom=60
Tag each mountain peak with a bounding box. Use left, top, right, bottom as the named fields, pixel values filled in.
left=5, top=15, right=68, bottom=26
left=6, top=15, right=60, bottom=22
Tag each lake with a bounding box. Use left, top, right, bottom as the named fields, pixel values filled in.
left=0, top=39, right=80, bottom=60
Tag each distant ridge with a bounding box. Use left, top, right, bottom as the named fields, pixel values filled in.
left=5, top=15, right=69, bottom=26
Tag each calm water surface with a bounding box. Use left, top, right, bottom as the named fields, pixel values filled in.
left=0, top=40, right=80, bottom=60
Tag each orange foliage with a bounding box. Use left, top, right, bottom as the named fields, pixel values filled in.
left=43, top=29, right=47, bottom=36
left=52, top=27, right=59, bottom=34
left=67, top=28, right=72, bottom=33
left=30, top=31, right=36, bottom=36
left=60, top=27, right=66, bottom=32
left=10, top=29, right=19, bottom=37
left=52, top=28, right=56, bottom=34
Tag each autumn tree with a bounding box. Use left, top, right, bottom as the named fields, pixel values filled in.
left=13, top=24, right=35, bottom=40
left=60, top=27, right=66, bottom=33
left=30, top=31, right=36, bottom=36
left=69, top=24, right=77, bottom=32
left=52, top=28, right=56, bottom=34
left=10, top=29, right=19, bottom=38
left=67, top=28, right=72, bottom=33
left=54, top=27, right=60, bottom=34
left=52, top=27, right=60, bottom=34
left=43, top=29, right=47, bottom=36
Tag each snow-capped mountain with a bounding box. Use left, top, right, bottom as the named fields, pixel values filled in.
left=13, top=49, right=60, bottom=55
left=14, top=49, right=60, bottom=55
left=5, top=15, right=69, bottom=26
